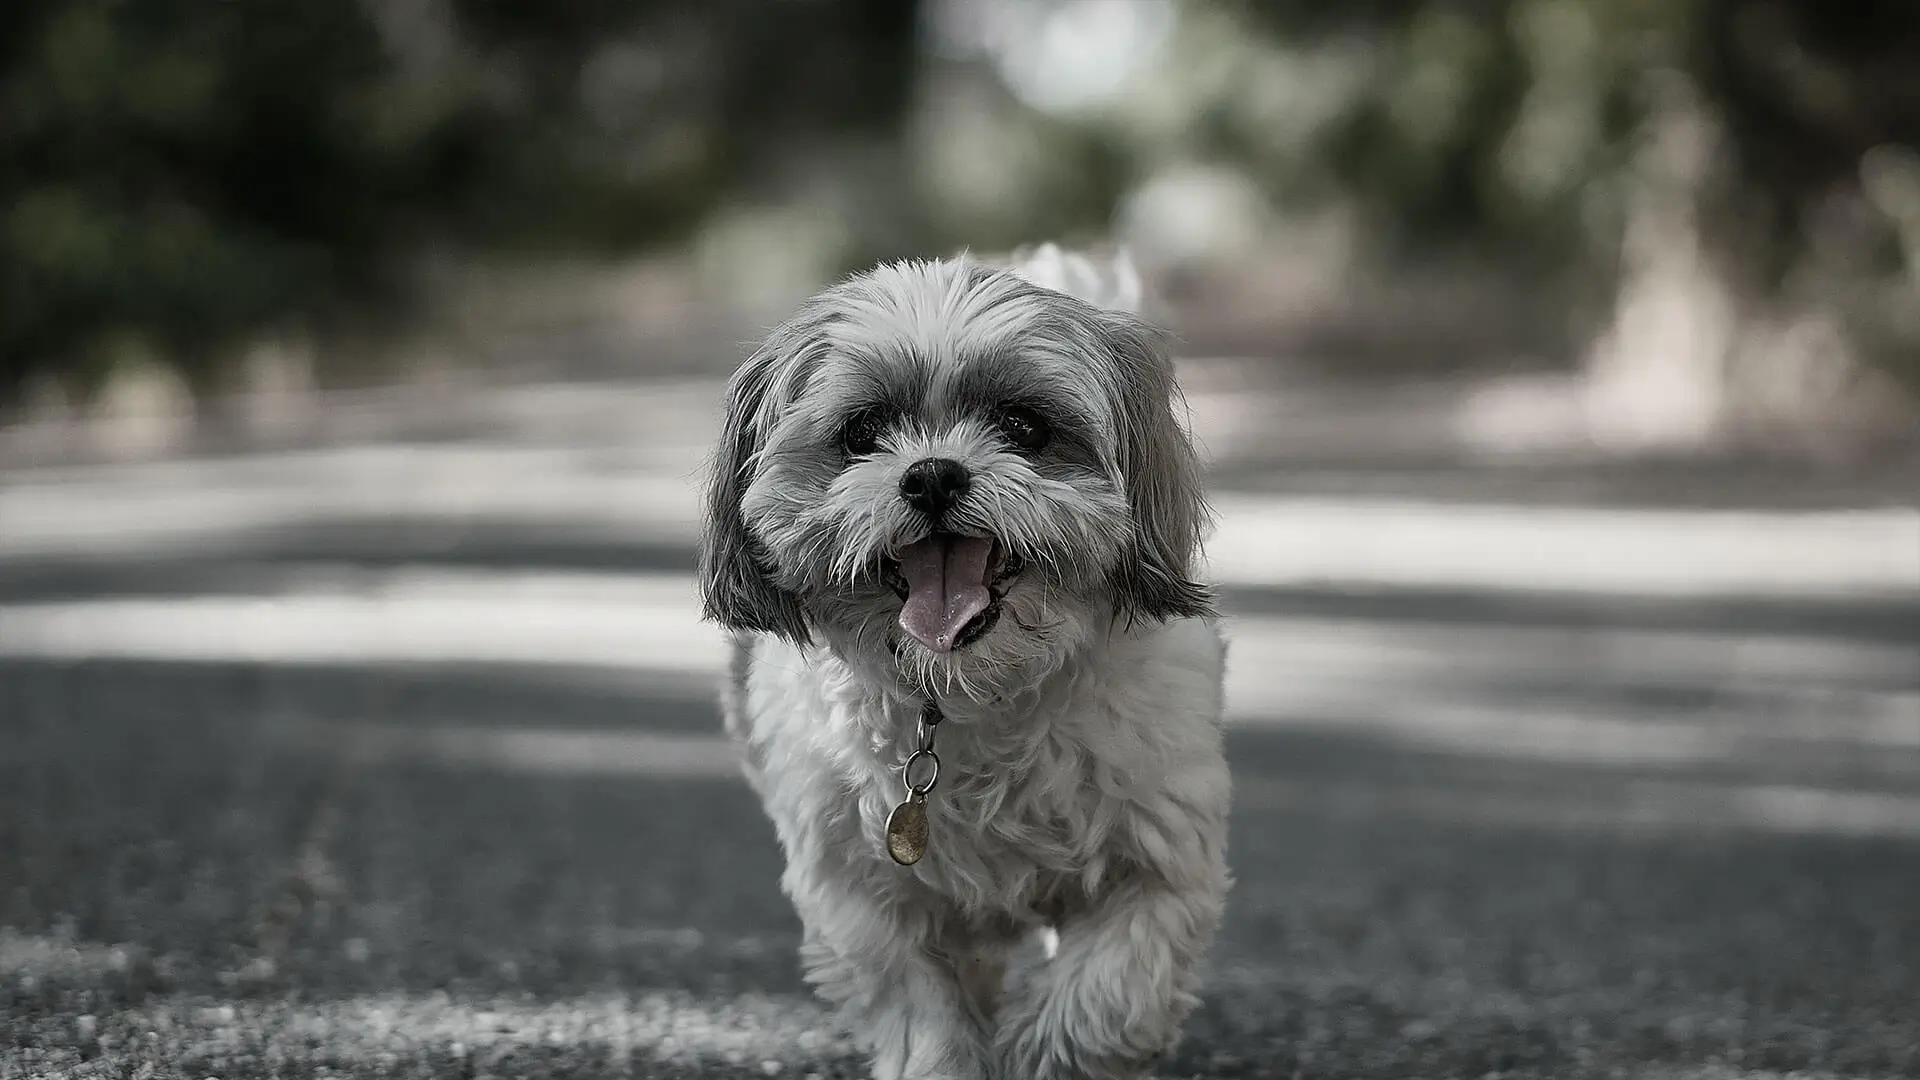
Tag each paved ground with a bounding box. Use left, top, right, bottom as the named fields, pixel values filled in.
left=3, top=376, right=1919, bottom=1079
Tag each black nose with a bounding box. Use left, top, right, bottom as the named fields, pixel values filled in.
left=899, top=458, right=971, bottom=517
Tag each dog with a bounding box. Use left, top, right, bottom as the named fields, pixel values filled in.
left=699, top=244, right=1231, bottom=1080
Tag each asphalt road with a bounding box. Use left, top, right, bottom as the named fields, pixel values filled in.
left=3, top=390, right=1919, bottom=1079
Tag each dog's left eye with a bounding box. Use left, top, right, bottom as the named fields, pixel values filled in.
left=996, top=405, right=1050, bottom=453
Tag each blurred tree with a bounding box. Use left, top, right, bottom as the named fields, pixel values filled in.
left=1167, top=0, right=1919, bottom=425
left=1697, top=0, right=1920, bottom=280
left=0, top=0, right=922, bottom=403
left=1693, top=0, right=1920, bottom=399
left=7, top=0, right=1912, bottom=429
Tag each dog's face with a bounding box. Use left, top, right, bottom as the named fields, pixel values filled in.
left=699, top=257, right=1212, bottom=698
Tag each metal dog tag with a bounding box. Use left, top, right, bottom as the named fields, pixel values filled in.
left=885, top=796, right=929, bottom=865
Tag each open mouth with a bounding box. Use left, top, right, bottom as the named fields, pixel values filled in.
left=884, top=534, right=1024, bottom=653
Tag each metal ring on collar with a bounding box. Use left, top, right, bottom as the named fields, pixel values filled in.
left=902, top=748, right=940, bottom=795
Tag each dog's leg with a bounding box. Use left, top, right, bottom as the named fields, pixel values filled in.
left=953, top=947, right=1007, bottom=1031
left=792, top=878, right=992, bottom=1080
left=993, top=876, right=1224, bottom=1080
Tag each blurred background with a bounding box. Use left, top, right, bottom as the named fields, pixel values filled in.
left=3, top=2, right=1918, bottom=1078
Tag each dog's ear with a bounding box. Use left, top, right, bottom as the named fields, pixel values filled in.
left=698, top=329, right=814, bottom=645
left=1101, top=312, right=1216, bottom=624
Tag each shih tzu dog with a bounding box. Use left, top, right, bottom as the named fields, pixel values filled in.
left=699, top=244, right=1231, bottom=1080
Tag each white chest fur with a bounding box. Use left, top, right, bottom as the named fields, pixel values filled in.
left=732, top=617, right=1231, bottom=923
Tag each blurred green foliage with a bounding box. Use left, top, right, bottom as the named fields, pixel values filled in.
left=0, top=0, right=919, bottom=401
left=1188, top=1, right=1917, bottom=272
left=1144, top=0, right=1920, bottom=387
left=2, top=0, right=1914, bottom=402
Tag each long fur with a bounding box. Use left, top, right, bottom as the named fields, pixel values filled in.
left=700, top=251, right=1232, bottom=1080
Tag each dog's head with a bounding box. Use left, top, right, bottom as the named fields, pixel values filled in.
left=698, top=255, right=1213, bottom=697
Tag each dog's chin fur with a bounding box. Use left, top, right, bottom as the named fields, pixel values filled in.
left=813, top=573, right=1107, bottom=708
left=700, top=248, right=1232, bottom=1080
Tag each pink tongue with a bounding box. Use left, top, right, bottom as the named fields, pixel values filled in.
left=897, top=535, right=995, bottom=652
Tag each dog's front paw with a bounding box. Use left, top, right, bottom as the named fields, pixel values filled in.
left=994, top=956, right=1190, bottom=1080
left=865, top=1028, right=993, bottom=1080
left=995, top=1005, right=1172, bottom=1080
left=800, top=931, right=994, bottom=1080
left=992, top=882, right=1219, bottom=1080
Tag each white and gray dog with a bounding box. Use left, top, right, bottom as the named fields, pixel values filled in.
left=698, top=244, right=1231, bottom=1080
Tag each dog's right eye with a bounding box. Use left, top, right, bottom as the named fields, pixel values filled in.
left=840, top=410, right=888, bottom=457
